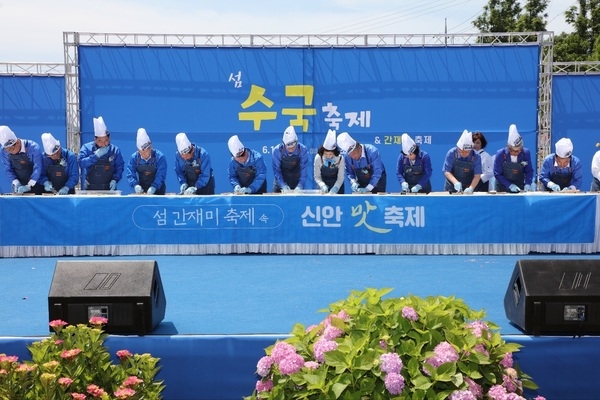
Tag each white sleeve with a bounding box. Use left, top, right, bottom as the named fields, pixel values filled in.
left=592, top=151, right=600, bottom=181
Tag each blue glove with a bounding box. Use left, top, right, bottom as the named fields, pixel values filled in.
left=411, top=184, right=422, bottom=193
left=58, top=187, right=69, bottom=195
left=147, top=186, right=156, bottom=195
left=524, top=184, right=534, bottom=192
left=180, top=183, right=188, bottom=194
left=401, top=182, right=409, bottom=192
left=242, top=187, right=252, bottom=194
left=109, top=180, right=117, bottom=191
left=357, top=187, right=370, bottom=194
left=464, top=187, right=474, bottom=194
left=44, top=181, right=54, bottom=192
left=293, top=186, right=302, bottom=193
left=453, top=182, right=462, bottom=192
left=320, top=184, right=329, bottom=194
left=330, top=186, right=339, bottom=194
left=350, top=180, right=359, bottom=192
left=17, top=185, right=30, bottom=194
left=549, top=183, right=560, bottom=192
left=281, top=185, right=291, bottom=193
left=508, top=184, right=521, bottom=193
left=134, top=184, right=143, bottom=194
left=12, top=183, right=22, bottom=193
left=94, top=146, right=109, bottom=158
left=184, top=186, right=197, bottom=195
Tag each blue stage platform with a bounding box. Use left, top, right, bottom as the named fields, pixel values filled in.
left=1, top=254, right=600, bottom=399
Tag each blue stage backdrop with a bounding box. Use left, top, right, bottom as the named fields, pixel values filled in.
left=77, top=45, right=540, bottom=194
left=552, top=74, right=600, bottom=190
left=0, top=75, right=66, bottom=193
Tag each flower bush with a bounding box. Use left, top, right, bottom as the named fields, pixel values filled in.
left=245, top=288, right=544, bottom=400
left=0, top=317, right=164, bottom=399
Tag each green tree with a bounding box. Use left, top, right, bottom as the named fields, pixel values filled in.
left=554, top=0, right=600, bottom=61
left=473, top=0, right=548, bottom=43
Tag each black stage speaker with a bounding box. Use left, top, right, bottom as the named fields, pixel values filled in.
left=48, top=260, right=166, bottom=335
left=504, top=259, right=600, bottom=335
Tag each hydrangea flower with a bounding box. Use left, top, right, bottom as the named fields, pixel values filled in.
left=449, top=389, right=477, bottom=400
left=278, top=353, right=304, bottom=375
left=379, top=352, right=403, bottom=374
left=401, top=306, right=418, bottom=321
left=271, top=341, right=297, bottom=363
left=384, top=372, right=405, bottom=395
left=313, top=338, right=338, bottom=363
left=256, top=356, right=274, bottom=377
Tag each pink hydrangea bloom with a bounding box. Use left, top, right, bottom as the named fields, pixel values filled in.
left=313, top=338, right=338, bottom=363
left=487, top=384, right=507, bottom=400
left=379, top=353, right=403, bottom=374
left=58, top=377, right=73, bottom=387
left=116, top=350, right=132, bottom=360
left=114, top=388, right=136, bottom=399
left=49, top=319, right=68, bottom=328
left=502, top=369, right=522, bottom=393
left=0, top=355, right=18, bottom=363
left=379, top=339, right=387, bottom=349
left=89, top=316, right=108, bottom=326
left=336, top=310, right=350, bottom=320
left=467, top=320, right=490, bottom=339
left=256, top=356, right=274, bottom=377
left=465, top=377, right=483, bottom=398
left=70, top=393, right=86, bottom=400
left=449, top=390, right=477, bottom=400
left=305, top=324, right=319, bottom=333
left=122, top=376, right=143, bottom=387
left=304, top=361, right=319, bottom=370
left=500, top=352, right=514, bottom=368
left=256, top=379, right=273, bottom=392
left=426, top=341, right=459, bottom=368
left=474, top=343, right=489, bottom=357
left=54, top=340, right=64, bottom=346
left=271, top=342, right=296, bottom=363
left=278, top=353, right=304, bottom=375
left=401, top=306, right=418, bottom=321
left=384, top=372, right=405, bottom=395
left=504, top=394, right=527, bottom=400
left=60, top=348, right=82, bottom=361
left=87, top=384, right=105, bottom=397
left=323, top=325, right=344, bottom=340
left=533, top=397, right=546, bottom=400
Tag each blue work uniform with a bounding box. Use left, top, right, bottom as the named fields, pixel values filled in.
left=40, top=147, right=79, bottom=194
left=78, top=142, right=124, bottom=190
left=272, top=142, right=309, bottom=192
left=396, top=150, right=432, bottom=193
left=174, top=144, right=215, bottom=195
left=228, top=148, right=268, bottom=194
left=343, top=144, right=387, bottom=193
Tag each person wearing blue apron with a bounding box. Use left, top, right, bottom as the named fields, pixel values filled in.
left=443, top=130, right=481, bottom=193
left=77, top=116, right=125, bottom=191
left=472, top=131, right=494, bottom=192
left=126, top=128, right=167, bottom=195
left=227, top=135, right=268, bottom=194
left=272, top=126, right=309, bottom=193
left=174, top=132, right=215, bottom=195
left=539, top=137, right=582, bottom=192
left=337, top=131, right=386, bottom=194
left=40, top=132, right=79, bottom=195
left=493, top=124, right=535, bottom=193
left=314, top=129, right=345, bottom=194
left=0, top=125, right=44, bottom=195
left=396, top=133, right=432, bottom=194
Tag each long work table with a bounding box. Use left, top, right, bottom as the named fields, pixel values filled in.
left=1, top=192, right=597, bottom=257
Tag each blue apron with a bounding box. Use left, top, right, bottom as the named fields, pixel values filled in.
left=320, top=157, right=345, bottom=194
left=137, top=156, right=166, bottom=195
left=274, top=149, right=300, bottom=192
left=236, top=164, right=267, bottom=194
left=402, top=157, right=431, bottom=193
left=495, top=154, right=525, bottom=192
left=353, top=150, right=386, bottom=193
left=445, top=152, right=474, bottom=192
left=87, top=157, right=114, bottom=190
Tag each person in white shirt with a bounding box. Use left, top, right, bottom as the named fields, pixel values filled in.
left=590, top=145, right=600, bottom=192
left=472, top=131, right=494, bottom=192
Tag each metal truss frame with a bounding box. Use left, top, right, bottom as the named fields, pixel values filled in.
left=63, top=32, right=553, bottom=174
left=553, top=61, right=600, bottom=75
left=0, top=62, right=64, bottom=76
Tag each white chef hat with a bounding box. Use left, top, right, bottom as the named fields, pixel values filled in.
left=401, top=133, right=416, bottom=154
left=228, top=135, right=245, bottom=157
left=136, top=128, right=152, bottom=151
left=282, top=126, right=298, bottom=146
left=336, top=131, right=357, bottom=153
left=323, top=129, right=337, bottom=151
left=507, top=124, right=523, bottom=148
left=456, top=129, right=473, bottom=150
left=555, top=137, right=573, bottom=158
left=41, top=132, right=60, bottom=155
left=0, top=125, right=17, bottom=149
left=175, top=132, right=192, bottom=154
left=93, top=116, right=109, bottom=137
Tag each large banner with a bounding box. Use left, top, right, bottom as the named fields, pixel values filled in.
left=78, top=45, right=540, bottom=194
left=0, top=75, right=66, bottom=193
left=552, top=74, right=600, bottom=190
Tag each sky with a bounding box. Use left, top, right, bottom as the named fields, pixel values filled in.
left=0, top=0, right=576, bottom=63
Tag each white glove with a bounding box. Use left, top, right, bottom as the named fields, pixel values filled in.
left=94, top=146, right=109, bottom=158
left=293, top=186, right=302, bottom=193
left=58, top=187, right=69, bottom=195
left=549, top=183, right=560, bottom=192
left=524, top=184, right=535, bottom=192
left=464, top=187, right=474, bottom=194
left=44, top=181, right=54, bottom=192
left=134, top=184, right=143, bottom=194
left=147, top=186, right=156, bottom=195
left=184, top=186, right=197, bottom=195
left=17, top=185, right=30, bottom=194
left=320, top=185, right=328, bottom=194
left=233, top=185, right=242, bottom=193
left=281, top=185, right=291, bottom=193
left=357, top=187, right=370, bottom=193
left=330, top=186, right=339, bottom=194
left=180, top=183, right=188, bottom=194
left=242, top=187, right=252, bottom=194
left=411, top=184, right=421, bottom=193
left=401, top=182, right=409, bottom=192
left=109, top=180, right=117, bottom=191
left=508, top=184, right=521, bottom=193
left=350, top=180, right=359, bottom=192
left=562, top=185, right=576, bottom=192
left=453, top=182, right=462, bottom=192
